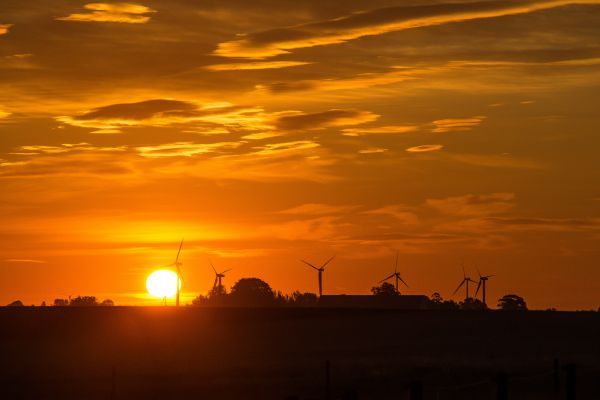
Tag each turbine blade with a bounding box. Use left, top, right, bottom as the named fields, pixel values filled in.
left=395, top=251, right=399, bottom=273
left=453, top=280, right=465, bottom=295
left=399, top=277, right=409, bottom=288
left=462, top=264, right=467, bottom=279
left=475, top=280, right=482, bottom=297
left=321, top=255, right=335, bottom=270
left=476, top=267, right=482, bottom=279
left=485, top=275, right=495, bottom=279
left=175, top=239, right=184, bottom=263
left=213, top=276, right=218, bottom=288
left=221, top=269, right=232, bottom=274
left=380, top=274, right=395, bottom=283
left=209, top=259, right=217, bottom=275
left=301, top=260, right=319, bottom=270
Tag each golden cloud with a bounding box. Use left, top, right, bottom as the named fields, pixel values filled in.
left=358, top=147, right=388, bottom=154
left=215, top=0, right=600, bottom=58
left=205, top=61, right=312, bottom=71
left=426, top=193, right=515, bottom=216
left=275, top=109, right=378, bottom=131
left=432, top=116, right=486, bottom=133
left=342, top=125, right=418, bottom=136
left=0, top=24, right=13, bottom=35
left=406, top=144, right=443, bottom=152
left=57, top=3, right=155, bottom=23
left=135, top=142, right=241, bottom=158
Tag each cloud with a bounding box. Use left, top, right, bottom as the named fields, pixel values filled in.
left=275, top=109, right=378, bottom=131
left=3, top=259, right=46, bottom=264
left=58, top=99, right=269, bottom=131
left=0, top=24, right=12, bottom=35
left=13, top=143, right=126, bottom=155
left=362, top=206, right=420, bottom=225
left=135, top=142, right=241, bottom=158
left=426, top=193, right=515, bottom=216
left=358, top=147, right=388, bottom=154
left=432, top=116, right=486, bottom=133
left=214, top=0, right=600, bottom=58
left=447, top=153, right=543, bottom=169
left=205, top=61, right=312, bottom=71
left=406, top=144, right=443, bottom=152
left=252, top=140, right=319, bottom=155
left=0, top=110, right=11, bottom=120
left=342, top=125, right=419, bottom=136
left=56, top=3, right=155, bottom=24
left=277, top=203, right=357, bottom=216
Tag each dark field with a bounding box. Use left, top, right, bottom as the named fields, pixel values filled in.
left=1, top=307, right=599, bottom=399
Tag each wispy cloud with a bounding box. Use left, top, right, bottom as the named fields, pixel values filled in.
left=0, top=24, right=12, bottom=35
left=205, top=61, right=312, bottom=71
left=426, top=193, right=515, bottom=216
left=406, top=144, right=443, bottom=152
left=342, top=125, right=419, bottom=136
left=136, top=141, right=241, bottom=158
left=215, top=0, right=600, bottom=58
left=277, top=203, right=357, bottom=216
left=3, top=259, right=47, bottom=264
left=56, top=3, right=156, bottom=24
left=275, top=109, right=378, bottom=131
left=432, top=116, right=486, bottom=133
left=358, top=147, right=388, bottom=154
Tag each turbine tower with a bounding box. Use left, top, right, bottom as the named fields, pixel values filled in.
left=210, top=261, right=231, bottom=294
left=453, top=265, right=477, bottom=301
left=380, top=251, right=409, bottom=294
left=166, top=239, right=184, bottom=307
left=475, top=269, right=494, bottom=307
left=301, top=256, right=335, bottom=297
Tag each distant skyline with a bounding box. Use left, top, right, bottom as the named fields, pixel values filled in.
left=1, top=0, right=599, bottom=309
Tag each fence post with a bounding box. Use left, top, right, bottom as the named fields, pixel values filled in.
left=553, top=358, right=560, bottom=394
left=410, top=380, right=424, bottom=400
left=564, top=364, right=576, bottom=400
left=497, top=372, right=508, bottom=400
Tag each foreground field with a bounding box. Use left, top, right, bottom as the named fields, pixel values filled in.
left=1, top=307, right=599, bottom=399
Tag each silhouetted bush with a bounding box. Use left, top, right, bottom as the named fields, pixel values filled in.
left=289, top=291, right=318, bottom=306
left=7, top=300, right=24, bottom=307
left=100, top=299, right=114, bottom=306
left=69, top=296, right=98, bottom=306
left=459, top=297, right=486, bottom=310
left=229, top=277, right=276, bottom=306
left=371, top=282, right=398, bottom=296
left=53, top=298, right=69, bottom=306
left=498, top=294, right=527, bottom=310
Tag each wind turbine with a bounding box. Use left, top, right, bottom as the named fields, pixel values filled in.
left=475, top=268, right=494, bottom=307
left=300, top=256, right=335, bottom=297
left=380, top=251, right=408, bottom=294
left=210, top=260, right=231, bottom=294
left=452, top=265, right=477, bottom=301
left=164, top=239, right=184, bottom=306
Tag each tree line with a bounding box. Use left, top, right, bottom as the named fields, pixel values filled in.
left=4, top=278, right=528, bottom=310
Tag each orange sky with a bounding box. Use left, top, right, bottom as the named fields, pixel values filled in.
left=1, top=0, right=599, bottom=309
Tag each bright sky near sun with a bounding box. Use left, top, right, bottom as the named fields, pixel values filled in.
left=0, top=0, right=599, bottom=309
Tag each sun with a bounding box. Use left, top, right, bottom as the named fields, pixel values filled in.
left=146, top=269, right=180, bottom=298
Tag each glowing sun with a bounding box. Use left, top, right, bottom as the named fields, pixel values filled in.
left=146, top=269, right=180, bottom=298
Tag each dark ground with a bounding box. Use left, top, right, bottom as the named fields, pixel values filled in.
left=1, top=307, right=599, bottom=399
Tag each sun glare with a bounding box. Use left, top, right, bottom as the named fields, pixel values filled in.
left=146, top=269, right=180, bottom=298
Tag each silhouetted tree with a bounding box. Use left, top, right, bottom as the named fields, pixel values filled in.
left=430, top=292, right=443, bottom=304
left=7, top=300, right=23, bottom=307
left=229, top=277, right=275, bottom=306
left=290, top=291, right=318, bottom=306
left=498, top=294, right=527, bottom=310
left=41, top=301, right=46, bottom=307
left=191, top=294, right=208, bottom=306
left=69, top=296, right=98, bottom=306
left=100, top=299, right=114, bottom=306
left=460, top=297, right=486, bottom=310
left=208, top=284, right=227, bottom=298
left=371, top=282, right=398, bottom=296
left=53, top=298, right=69, bottom=306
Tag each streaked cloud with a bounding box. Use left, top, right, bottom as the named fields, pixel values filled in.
left=14, top=143, right=126, bottom=155
left=426, top=193, right=515, bottom=216
left=406, top=144, right=443, bottom=153
left=3, top=259, right=47, bottom=264
left=136, top=142, right=241, bottom=158
left=205, top=61, right=312, bottom=71
left=215, top=0, right=600, bottom=58
left=0, top=24, right=11, bottom=35
left=358, top=147, right=388, bottom=154
left=275, top=109, right=378, bottom=131
left=342, top=125, right=419, bottom=136
left=432, top=116, right=486, bottom=133
left=277, top=203, right=357, bottom=216
left=252, top=140, right=319, bottom=155
left=56, top=3, right=155, bottom=24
